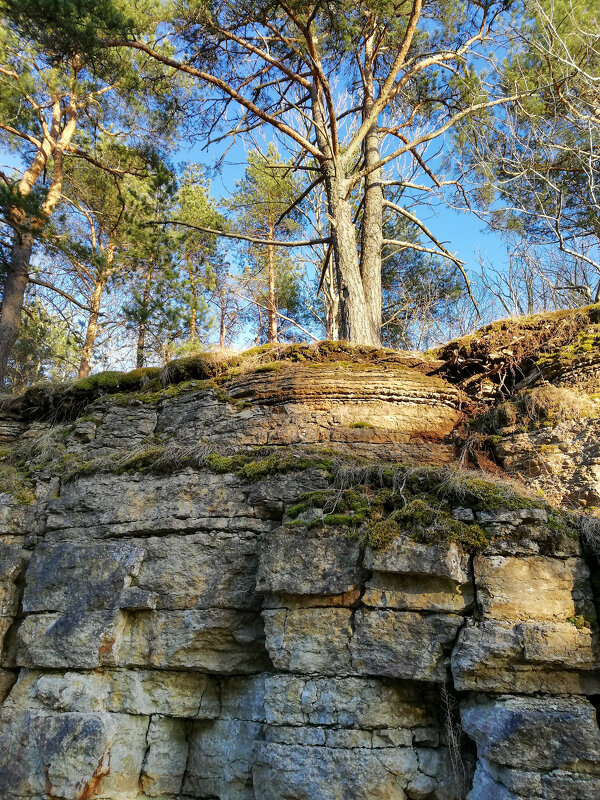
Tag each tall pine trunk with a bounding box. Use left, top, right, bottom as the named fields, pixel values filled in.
left=0, top=87, right=78, bottom=385
left=267, top=224, right=277, bottom=343
left=310, top=57, right=382, bottom=346
left=136, top=267, right=153, bottom=368
left=78, top=278, right=106, bottom=378
left=326, top=173, right=375, bottom=343
left=0, top=232, right=33, bottom=385
left=187, top=261, right=197, bottom=343
left=359, top=32, right=383, bottom=346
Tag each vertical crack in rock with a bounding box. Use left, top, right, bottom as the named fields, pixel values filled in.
left=178, top=719, right=194, bottom=798
left=137, top=713, right=153, bottom=793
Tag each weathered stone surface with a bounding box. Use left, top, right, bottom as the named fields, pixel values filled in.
left=22, top=540, right=146, bottom=612
left=3, top=352, right=600, bottom=798
left=496, top=417, right=600, bottom=508
left=365, top=538, right=470, bottom=583
left=0, top=544, right=27, bottom=616
left=364, top=572, right=474, bottom=613
left=91, top=402, right=158, bottom=453
left=263, top=607, right=353, bottom=674
left=351, top=609, right=464, bottom=681
left=17, top=609, right=125, bottom=668
left=0, top=494, right=34, bottom=538
left=225, top=363, right=461, bottom=437
left=0, top=709, right=148, bottom=799
left=119, top=609, right=269, bottom=673
left=474, top=554, right=592, bottom=621
left=185, top=718, right=262, bottom=800
left=18, top=608, right=268, bottom=673
left=0, top=669, right=16, bottom=703
left=45, top=470, right=272, bottom=539
left=253, top=742, right=459, bottom=800
left=262, top=675, right=439, bottom=731
left=129, top=532, right=262, bottom=610
left=452, top=619, right=600, bottom=693
left=24, top=533, right=262, bottom=615
left=469, top=758, right=600, bottom=800
left=257, top=523, right=363, bottom=595
left=139, top=715, right=190, bottom=796
left=4, top=668, right=220, bottom=718
left=461, top=695, right=600, bottom=771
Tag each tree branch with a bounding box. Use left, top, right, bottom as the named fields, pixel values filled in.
left=149, top=219, right=330, bottom=248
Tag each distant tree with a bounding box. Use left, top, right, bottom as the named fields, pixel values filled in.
left=227, top=145, right=305, bottom=343
left=381, top=217, right=464, bottom=349
left=456, top=0, right=600, bottom=304
left=0, top=0, right=178, bottom=383
left=6, top=299, right=79, bottom=390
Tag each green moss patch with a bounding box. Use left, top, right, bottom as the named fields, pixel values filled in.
left=283, top=461, right=559, bottom=553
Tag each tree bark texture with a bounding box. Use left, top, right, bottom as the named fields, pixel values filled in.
left=0, top=233, right=33, bottom=385
left=267, top=225, right=278, bottom=343
left=78, top=278, right=106, bottom=378
left=359, top=31, right=383, bottom=346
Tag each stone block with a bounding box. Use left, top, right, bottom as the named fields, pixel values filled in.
left=363, top=572, right=473, bottom=613
left=139, top=715, right=190, bottom=796
left=473, top=555, right=591, bottom=621
left=5, top=668, right=220, bottom=719
left=461, top=695, right=600, bottom=771
left=253, top=742, right=458, bottom=800
left=262, top=607, right=353, bottom=674
left=351, top=609, right=463, bottom=681
left=0, top=709, right=148, bottom=798
left=262, top=675, right=438, bottom=730
left=18, top=608, right=269, bottom=673
left=22, top=541, right=146, bottom=613
left=364, top=538, right=470, bottom=583
left=257, top=523, right=363, bottom=596
left=184, top=718, right=262, bottom=800
left=120, top=608, right=269, bottom=673
left=452, top=619, right=600, bottom=693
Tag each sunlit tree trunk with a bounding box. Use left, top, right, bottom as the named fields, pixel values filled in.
left=78, top=277, right=106, bottom=378
left=136, top=266, right=153, bottom=368
left=359, top=27, right=383, bottom=346
left=0, top=86, right=78, bottom=385
left=267, top=221, right=277, bottom=343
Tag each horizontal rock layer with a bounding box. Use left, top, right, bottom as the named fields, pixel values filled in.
left=0, top=369, right=598, bottom=799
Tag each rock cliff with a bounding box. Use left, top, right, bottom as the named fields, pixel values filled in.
left=0, top=334, right=599, bottom=799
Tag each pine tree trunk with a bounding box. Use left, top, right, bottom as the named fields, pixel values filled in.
left=187, top=262, right=197, bottom=343
left=78, top=278, right=106, bottom=378
left=0, top=89, right=78, bottom=385
left=136, top=324, right=146, bottom=369
left=136, top=267, right=153, bottom=368
left=326, top=254, right=339, bottom=340
left=360, top=37, right=383, bottom=347
left=267, top=228, right=277, bottom=343
left=219, top=289, right=227, bottom=348
left=327, top=177, right=375, bottom=344
left=0, top=232, right=33, bottom=386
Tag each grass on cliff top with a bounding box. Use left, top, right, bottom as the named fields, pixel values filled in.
left=11, top=340, right=436, bottom=422
left=430, top=303, right=600, bottom=406
left=433, top=303, right=600, bottom=364
left=282, top=458, right=574, bottom=553
left=474, top=383, right=599, bottom=434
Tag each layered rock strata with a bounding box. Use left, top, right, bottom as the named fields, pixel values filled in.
left=0, top=361, right=598, bottom=799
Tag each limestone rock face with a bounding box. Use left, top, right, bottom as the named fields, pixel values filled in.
left=0, top=360, right=599, bottom=799
left=496, top=418, right=600, bottom=507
